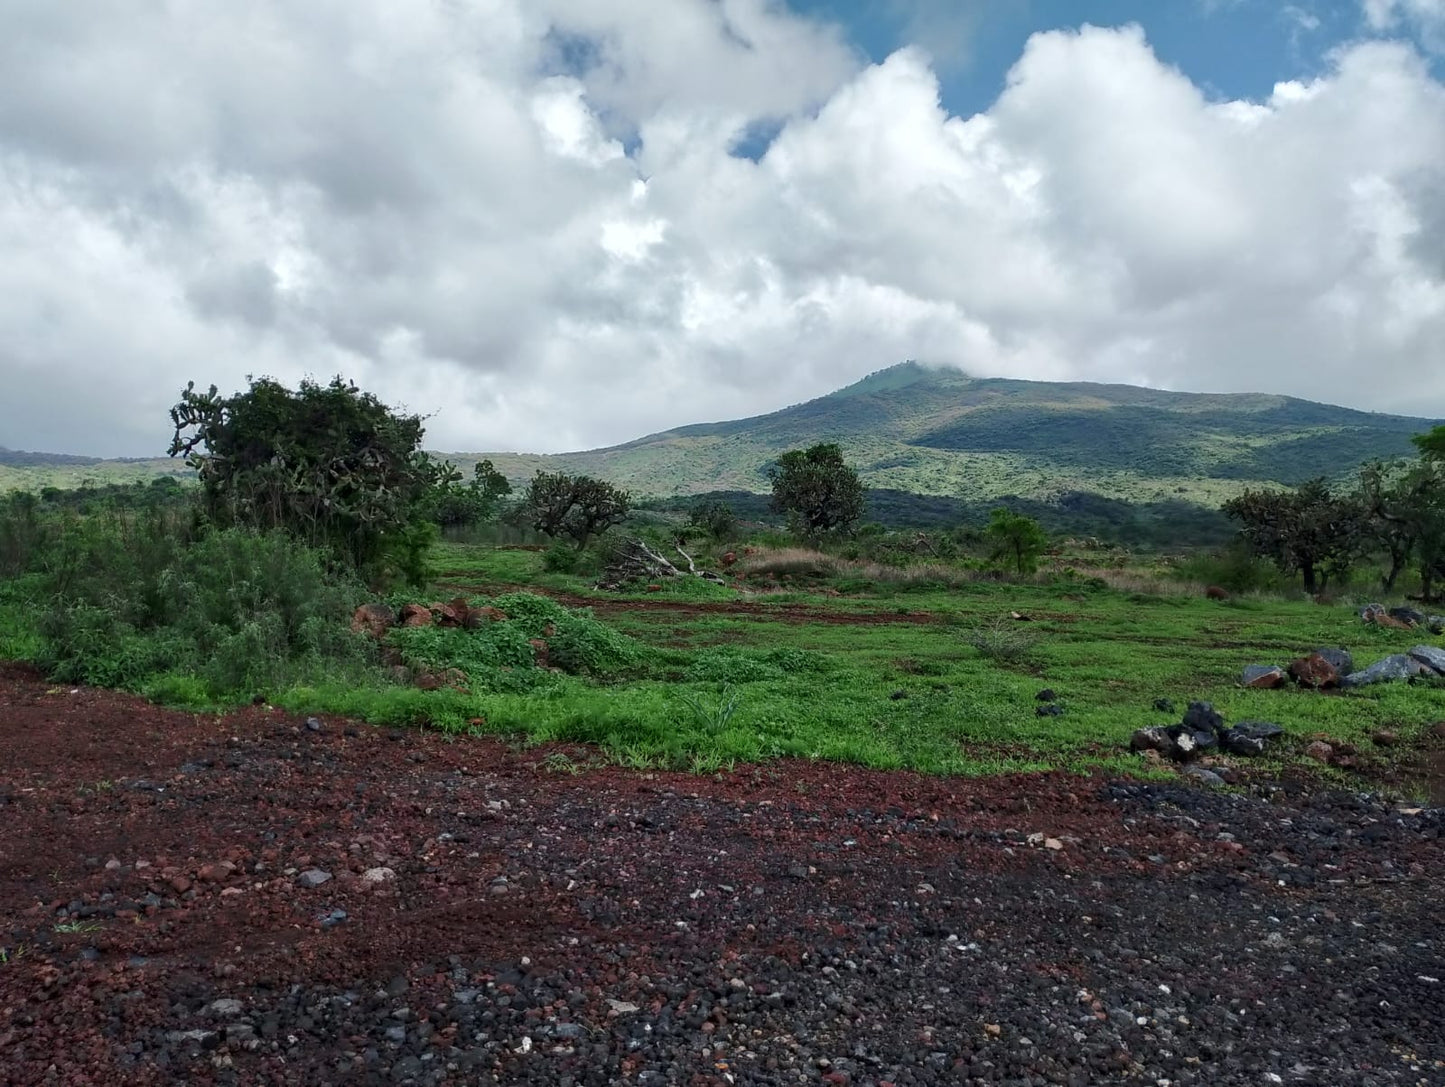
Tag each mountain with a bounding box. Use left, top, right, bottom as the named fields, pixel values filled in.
left=460, top=362, right=1440, bottom=505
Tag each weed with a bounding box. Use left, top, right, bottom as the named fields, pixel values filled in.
left=54, top=920, right=101, bottom=935
left=541, top=752, right=582, bottom=775
left=675, top=686, right=742, bottom=734
left=964, top=616, right=1040, bottom=668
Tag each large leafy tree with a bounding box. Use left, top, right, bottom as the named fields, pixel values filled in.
left=524, top=471, right=631, bottom=548
left=169, top=376, right=443, bottom=581
left=1222, top=477, right=1368, bottom=594
left=768, top=443, right=865, bottom=538
left=984, top=507, right=1049, bottom=575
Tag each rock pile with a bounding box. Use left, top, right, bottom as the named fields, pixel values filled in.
left=351, top=598, right=505, bottom=638
left=1360, top=603, right=1445, bottom=631
left=1241, top=642, right=1445, bottom=691
left=1130, top=701, right=1285, bottom=762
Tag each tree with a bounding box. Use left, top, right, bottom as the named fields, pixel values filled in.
left=768, top=443, right=865, bottom=538
left=1222, top=477, right=1368, bottom=594
left=984, top=507, right=1048, bottom=575
left=168, top=376, right=442, bottom=582
left=687, top=499, right=736, bottom=542
left=524, top=471, right=630, bottom=548
left=419, top=458, right=512, bottom=529
left=1413, top=425, right=1445, bottom=462
left=1360, top=451, right=1445, bottom=602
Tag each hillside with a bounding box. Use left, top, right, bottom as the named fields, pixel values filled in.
left=457, top=362, right=1440, bottom=504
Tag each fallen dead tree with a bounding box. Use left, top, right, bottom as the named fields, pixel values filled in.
left=596, top=537, right=730, bottom=592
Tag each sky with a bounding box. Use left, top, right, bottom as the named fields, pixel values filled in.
left=2, top=1, right=1444, bottom=457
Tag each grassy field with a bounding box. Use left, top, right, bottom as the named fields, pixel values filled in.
left=269, top=542, right=1445, bottom=781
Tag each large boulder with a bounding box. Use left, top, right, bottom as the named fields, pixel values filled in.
left=1288, top=653, right=1340, bottom=690
left=1389, top=606, right=1427, bottom=627
left=1428, top=615, right=1445, bottom=635
left=399, top=603, right=433, bottom=628
left=1407, top=645, right=1445, bottom=675
left=1311, top=647, right=1354, bottom=676
left=1241, top=664, right=1287, bottom=689
left=351, top=603, right=396, bottom=640
left=1360, top=603, right=1409, bottom=629
left=1340, top=654, right=1428, bottom=688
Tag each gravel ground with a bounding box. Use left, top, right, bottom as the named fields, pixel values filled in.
left=1, top=664, right=1443, bottom=1086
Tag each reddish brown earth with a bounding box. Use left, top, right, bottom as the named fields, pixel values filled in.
left=2, top=664, right=1443, bottom=1086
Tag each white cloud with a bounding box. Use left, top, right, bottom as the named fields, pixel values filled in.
left=1, top=4, right=1444, bottom=459
left=1364, top=0, right=1445, bottom=50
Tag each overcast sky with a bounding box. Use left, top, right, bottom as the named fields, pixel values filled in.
left=3, top=1, right=1444, bottom=457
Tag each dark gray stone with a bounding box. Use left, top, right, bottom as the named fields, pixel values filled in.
left=1182, top=766, right=1226, bottom=787
left=1407, top=645, right=1445, bottom=675
left=1182, top=702, right=1224, bottom=734
left=1341, top=655, right=1420, bottom=688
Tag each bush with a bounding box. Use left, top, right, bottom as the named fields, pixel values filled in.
left=391, top=592, right=651, bottom=684
left=36, top=519, right=371, bottom=696
left=964, top=616, right=1039, bottom=668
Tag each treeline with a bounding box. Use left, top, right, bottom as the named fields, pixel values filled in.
left=640, top=488, right=1232, bottom=548
left=1223, top=427, right=1445, bottom=600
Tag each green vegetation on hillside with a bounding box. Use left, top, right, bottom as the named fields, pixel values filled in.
left=457, top=362, right=1439, bottom=506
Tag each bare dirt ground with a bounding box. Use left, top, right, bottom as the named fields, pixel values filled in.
left=2, top=663, right=1443, bottom=1087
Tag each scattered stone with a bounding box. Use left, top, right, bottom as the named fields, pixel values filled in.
left=297, top=869, right=333, bottom=889
left=1407, top=645, right=1445, bottom=675
left=305, top=717, right=322, bottom=733
left=1240, top=665, right=1287, bottom=689
left=1035, top=703, right=1064, bottom=717
left=1429, top=615, right=1445, bottom=635
left=607, top=999, right=640, bottom=1015
left=1341, top=654, right=1426, bottom=688
left=350, top=603, right=396, bottom=639
left=206, top=999, right=244, bottom=1019
left=1218, top=720, right=1284, bottom=756
left=399, top=603, right=432, bottom=628
left=198, top=861, right=236, bottom=883
left=1035, top=689, right=1057, bottom=702
left=1289, top=654, right=1340, bottom=689
left=1371, top=730, right=1399, bottom=747
left=1389, top=606, right=1427, bottom=627
left=1043, top=837, right=1064, bottom=851
left=319, top=908, right=348, bottom=929
left=1304, top=741, right=1334, bottom=763
left=1182, top=765, right=1226, bottom=787
left=361, top=867, right=396, bottom=885
left=1152, top=698, right=1176, bottom=714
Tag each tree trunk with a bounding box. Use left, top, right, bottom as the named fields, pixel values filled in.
left=1301, top=563, right=1318, bottom=595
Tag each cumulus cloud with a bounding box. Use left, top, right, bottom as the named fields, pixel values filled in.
left=1, top=3, right=1443, bottom=458
left=1364, top=0, right=1445, bottom=51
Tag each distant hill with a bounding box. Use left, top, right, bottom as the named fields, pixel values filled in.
left=457, top=362, right=1440, bottom=505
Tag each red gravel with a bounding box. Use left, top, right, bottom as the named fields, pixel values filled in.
left=2, top=664, right=1443, bottom=1086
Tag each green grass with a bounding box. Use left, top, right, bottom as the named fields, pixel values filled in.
left=258, top=552, right=1445, bottom=783
left=4, top=529, right=1442, bottom=786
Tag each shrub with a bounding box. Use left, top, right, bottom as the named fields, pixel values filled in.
left=964, top=616, right=1039, bottom=668
left=37, top=521, right=371, bottom=697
